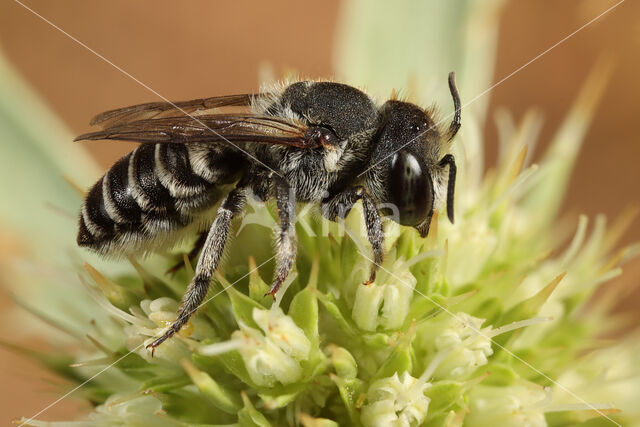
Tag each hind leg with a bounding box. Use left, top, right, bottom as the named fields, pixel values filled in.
left=265, top=178, right=296, bottom=299
left=147, top=187, right=246, bottom=353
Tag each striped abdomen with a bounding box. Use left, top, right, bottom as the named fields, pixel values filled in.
left=78, top=143, right=243, bottom=255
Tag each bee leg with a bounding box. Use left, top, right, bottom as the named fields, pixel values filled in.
left=321, top=186, right=384, bottom=285
left=147, top=187, right=246, bottom=354
left=265, top=179, right=296, bottom=300
left=438, top=154, right=456, bottom=223
left=165, top=230, right=208, bottom=275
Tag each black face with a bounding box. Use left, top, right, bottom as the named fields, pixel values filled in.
left=373, top=100, right=438, bottom=228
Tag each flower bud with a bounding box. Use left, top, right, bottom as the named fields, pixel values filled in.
left=352, top=261, right=416, bottom=331
left=419, top=312, right=493, bottom=379
left=360, top=372, right=431, bottom=427
left=231, top=307, right=312, bottom=387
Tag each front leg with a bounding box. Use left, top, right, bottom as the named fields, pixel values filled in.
left=147, top=187, right=246, bottom=353
left=322, top=186, right=384, bottom=284
left=265, top=178, right=297, bottom=299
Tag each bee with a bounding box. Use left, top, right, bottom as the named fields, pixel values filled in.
left=76, top=72, right=461, bottom=351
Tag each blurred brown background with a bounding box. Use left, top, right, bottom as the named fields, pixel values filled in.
left=0, top=0, right=638, bottom=422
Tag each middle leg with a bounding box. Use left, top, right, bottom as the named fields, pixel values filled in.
left=322, top=186, right=384, bottom=284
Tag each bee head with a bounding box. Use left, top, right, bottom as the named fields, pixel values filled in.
left=364, top=73, right=460, bottom=237
left=369, top=100, right=439, bottom=233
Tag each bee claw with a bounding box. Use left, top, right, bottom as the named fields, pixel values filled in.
left=145, top=342, right=157, bottom=357
left=263, top=290, right=277, bottom=301
left=363, top=270, right=376, bottom=286
left=146, top=332, right=173, bottom=356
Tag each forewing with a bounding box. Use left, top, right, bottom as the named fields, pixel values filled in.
left=90, top=94, right=260, bottom=128
left=76, top=113, right=316, bottom=149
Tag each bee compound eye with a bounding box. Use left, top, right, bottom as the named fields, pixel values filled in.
left=388, top=151, right=433, bottom=226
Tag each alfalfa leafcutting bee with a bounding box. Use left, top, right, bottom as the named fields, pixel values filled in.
left=76, top=72, right=461, bottom=351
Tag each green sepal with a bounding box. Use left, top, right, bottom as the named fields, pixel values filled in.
left=182, top=359, right=242, bottom=414
left=129, top=258, right=181, bottom=299
left=298, top=414, right=340, bottom=427
left=405, top=293, right=448, bottom=329
left=330, top=374, right=365, bottom=424
left=316, top=291, right=358, bottom=337
left=238, top=392, right=271, bottom=427
left=160, top=387, right=235, bottom=423
left=480, top=363, right=518, bottom=386
left=248, top=257, right=272, bottom=305
left=372, top=329, right=414, bottom=380
left=226, top=287, right=265, bottom=329
left=328, top=345, right=358, bottom=379
left=470, top=297, right=503, bottom=325
left=361, top=332, right=391, bottom=348
left=216, top=350, right=263, bottom=390
left=139, top=374, right=191, bottom=393
left=288, top=287, right=319, bottom=345
left=500, top=273, right=564, bottom=326
left=258, top=390, right=300, bottom=410
left=425, top=381, right=464, bottom=416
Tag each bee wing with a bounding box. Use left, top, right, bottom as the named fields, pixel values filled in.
left=89, top=94, right=261, bottom=128
left=75, top=113, right=317, bottom=149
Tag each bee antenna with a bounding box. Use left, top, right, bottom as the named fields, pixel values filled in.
left=446, top=72, right=461, bottom=142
